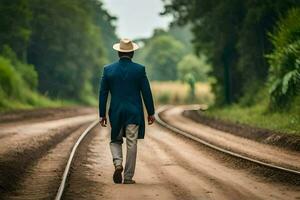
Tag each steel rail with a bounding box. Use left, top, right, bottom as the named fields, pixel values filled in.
left=55, top=120, right=99, bottom=200
left=155, top=106, right=300, bottom=176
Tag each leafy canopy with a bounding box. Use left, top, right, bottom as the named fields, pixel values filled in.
left=267, top=8, right=300, bottom=108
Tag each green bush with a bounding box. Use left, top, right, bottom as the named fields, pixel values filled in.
left=0, top=56, right=23, bottom=99
left=0, top=55, right=62, bottom=111
left=206, top=97, right=300, bottom=135
left=1, top=46, right=38, bottom=90
left=177, top=54, right=211, bottom=82
left=267, top=8, right=300, bottom=108
left=140, top=34, right=185, bottom=81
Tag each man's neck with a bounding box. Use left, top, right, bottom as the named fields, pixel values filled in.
left=119, top=56, right=132, bottom=60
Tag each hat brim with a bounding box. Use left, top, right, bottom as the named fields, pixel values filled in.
left=113, top=42, right=139, bottom=52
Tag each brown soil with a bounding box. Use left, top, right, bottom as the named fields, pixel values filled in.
left=0, top=106, right=96, bottom=124
left=1, top=124, right=92, bottom=200
left=1, top=106, right=299, bottom=200
left=159, top=106, right=300, bottom=172
left=63, top=124, right=300, bottom=200
left=0, top=112, right=96, bottom=199
left=183, top=108, right=300, bottom=152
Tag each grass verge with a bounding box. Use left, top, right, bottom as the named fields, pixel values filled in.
left=205, top=101, right=300, bottom=136
left=0, top=91, right=79, bottom=113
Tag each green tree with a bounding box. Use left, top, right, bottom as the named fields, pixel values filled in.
left=1, top=45, right=37, bottom=90
left=82, top=0, right=118, bottom=63
left=0, top=0, right=117, bottom=107
left=168, top=24, right=193, bottom=55
left=184, top=73, right=196, bottom=101
left=267, top=8, right=300, bottom=108
left=137, top=33, right=184, bottom=80
left=0, top=0, right=32, bottom=61
left=0, top=54, right=40, bottom=108
left=27, top=0, right=109, bottom=103
left=177, top=54, right=211, bottom=101
left=0, top=56, right=23, bottom=99
left=162, top=0, right=300, bottom=105
left=177, top=54, right=211, bottom=82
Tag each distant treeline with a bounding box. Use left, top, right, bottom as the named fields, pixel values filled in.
left=134, top=26, right=213, bottom=104
left=0, top=0, right=117, bottom=108
left=162, top=0, right=300, bottom=108
left=136, top=26, right=213, bottom=100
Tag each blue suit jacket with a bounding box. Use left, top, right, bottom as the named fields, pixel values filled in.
left=99, top=57, right=155, bottom=141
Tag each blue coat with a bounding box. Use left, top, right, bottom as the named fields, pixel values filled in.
left=99, top=57, right=155, bottom=141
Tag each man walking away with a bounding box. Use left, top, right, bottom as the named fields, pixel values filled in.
left=99, top=38, right=155, bottom=184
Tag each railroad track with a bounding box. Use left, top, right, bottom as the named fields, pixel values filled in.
left=55, top=120, right=98, bottom=200
left=55, top=106, right=299, bottom=200
left=155, top=106, right=300, bottom=177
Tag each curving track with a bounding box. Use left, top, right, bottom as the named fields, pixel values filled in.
left=60, top=106, right=300, bottom=200
left=155, top=106, right=300, bottom=176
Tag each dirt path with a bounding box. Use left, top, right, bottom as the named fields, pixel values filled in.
left=0, top=106, right=96, bottom=124
left=160, top=106, right=300, bottom=171
left=2, top=124, right=92, bottom=200
left=1, top=106, right=299, bottom=200
left=0, top=111, right=97, bottom=198
left=63, top=124, right=300, bottom=200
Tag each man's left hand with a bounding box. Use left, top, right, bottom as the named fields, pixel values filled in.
left=100, top=117, right=107, bottom=127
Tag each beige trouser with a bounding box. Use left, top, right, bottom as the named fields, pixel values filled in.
left=109, top=124, right=139, bottom=180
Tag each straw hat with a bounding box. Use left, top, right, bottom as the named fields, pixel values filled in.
left=113, top=38, right=139, bottom=52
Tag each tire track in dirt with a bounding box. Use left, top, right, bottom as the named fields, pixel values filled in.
left=2, top=124, right=93, bottom=200
left=147, top=124, right=300, bottom=200
left=0, top=124, right=86, bottom=196
left=61, top=123, right=300, bottom=200
left=160, top=106, right=300, bottom=171
left=63, top=126, right=184, bottom=200
left=146, top=127, right=259, bottom=200
left=0, top=114, right=96, bottom=197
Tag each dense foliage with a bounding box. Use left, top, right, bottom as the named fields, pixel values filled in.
left=162, top=0, right=300, bottom=105
left=142, top=34, right=184, bottom=80
left=136, top=27, right=211, bottom=82
left=267, top=8, right=300, bottom=108
left=0, top=0, right=32, bottom=61
left=0, top=0, right=117, bottom=107
left=177, top=54, right=211, bottom=82
left=0, top=52, right=56, bottom=109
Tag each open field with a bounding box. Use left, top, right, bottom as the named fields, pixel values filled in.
left=151, top=81, right=214, bottom=105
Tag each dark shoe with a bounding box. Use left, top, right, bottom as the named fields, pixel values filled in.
left=113, top=165, right=123, bottom=184
left=123, top=179, right=136, bottom=184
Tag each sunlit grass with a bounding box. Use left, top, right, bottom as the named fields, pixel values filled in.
left=205, top=100, right=300, bottom=135
left=0, top=91, right=77, bottom=112
left=151, top=81, right=214, bottom=105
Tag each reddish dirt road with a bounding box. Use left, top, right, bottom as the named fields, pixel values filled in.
left=0, top=106, right=299, bottom=200
left=64, top=124, right=300, bottom=200
left=0, top=108, right=96, bottom=199
left=160, top=106, right=300, bottom=171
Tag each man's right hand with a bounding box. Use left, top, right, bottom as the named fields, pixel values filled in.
left=100, top=117, right=107, bottom=127
left=148, top=115, right=155, bottom=125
